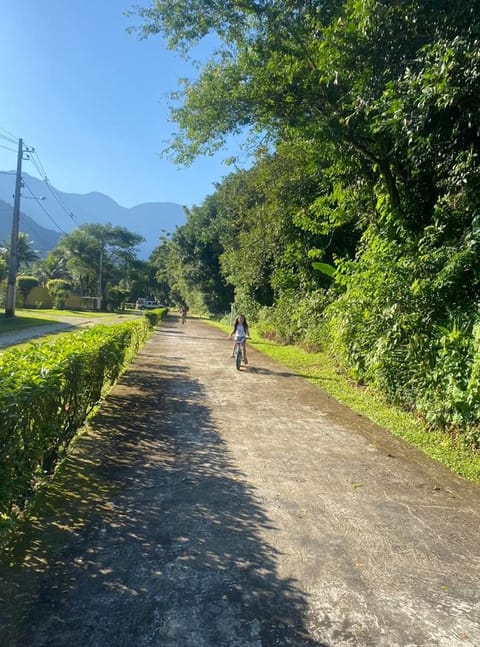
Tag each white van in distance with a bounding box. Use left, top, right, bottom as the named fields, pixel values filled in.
left=135, top=298, right=162, bottom=310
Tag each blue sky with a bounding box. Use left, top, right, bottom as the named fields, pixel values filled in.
left=0, top=0, right=244, bottom=209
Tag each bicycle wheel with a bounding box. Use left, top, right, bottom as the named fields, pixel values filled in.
left=235, top=345, right=242, bottom=370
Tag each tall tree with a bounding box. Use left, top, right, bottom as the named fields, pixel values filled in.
left=57, top=223, right=143, bottom=309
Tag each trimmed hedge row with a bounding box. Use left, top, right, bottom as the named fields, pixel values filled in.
left=0, top=309, right=167, bottom=517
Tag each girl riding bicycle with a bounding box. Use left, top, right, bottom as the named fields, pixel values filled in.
left=228, top=314, right=249, bottom=365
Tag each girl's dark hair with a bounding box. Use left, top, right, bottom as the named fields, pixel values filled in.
left=233, top=314, right=249, bottom=331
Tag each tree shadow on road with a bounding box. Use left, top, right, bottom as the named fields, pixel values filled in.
left=0, top=349, right=328, bottom=646
left=247, top=365, right=298, bottom=379
left=246, top=366, right=340, bottom=388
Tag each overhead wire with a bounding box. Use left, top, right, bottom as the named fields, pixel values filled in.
left=0, top=126, right=18, bottom=142
left=0, top=187, right=63, bottom=254
left=0, top=143, right=17, bottom=153
left=1, top=129, right=78, bottom=235
left=22, top=178, right=68, bottom=235
left=0, top=202, right=13, bottom=244
left=0, top=130, right=72, bottom=259
left=0, top=203, right=43, bottom=257
left=28, top=151, right=78, bottom=224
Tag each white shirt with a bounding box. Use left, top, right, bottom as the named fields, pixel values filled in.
left=234, top=323, right=247, bottom=340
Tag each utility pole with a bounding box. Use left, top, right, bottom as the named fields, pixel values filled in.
left=4, top=138, right=34, bottom=317
left=97, top=244, right=104, bottom=311
left=5, top=138, right=24, bottom=318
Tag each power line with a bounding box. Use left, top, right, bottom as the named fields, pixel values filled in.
left=1, top=130, right=78, bottom=232
left=29, top=151, right=78, bottom=223
left=0, top=202, right=59, bottom=252
left=22, top=178, right=68, bottom=234
left=28, top=149, right=48, bottom=177
left=0, top=126, right=18, bottom=141
left=0, top=143, right=17, bottom=153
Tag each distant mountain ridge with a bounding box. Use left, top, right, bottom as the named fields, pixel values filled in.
left=0, top=172, right=186, bottom=258
left=0, top=198, right=62, bottom=254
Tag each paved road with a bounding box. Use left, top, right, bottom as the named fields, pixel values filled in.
left=0, top=315, right=479, bottom=646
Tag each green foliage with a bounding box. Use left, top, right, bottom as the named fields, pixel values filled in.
left=46, top=278, right=71, bottom=310
left=131, top=0, right=480, bottom=448
left=323, top=223, right=480, bottom=446
left=257, top=289, right=330, bottom=349
left=1, top=233, right=40, bottom=271
left=151, top=198, right=234, bottom=314
left=143, top=307, right=169, bottom=327
left=106, top=285, right=130, bottom=310
left=414, top=320, right=480, bottom=447
left=36, top=250, right=72, bottom=284
left=0, top=256, right=7, bottom=283
left=16, top=276, right=39, bottom=308
left=311, top=262, right=336, bottom=279
left=0, top=318, right=152, bottom=516
left=56, top=223, right=144, bottom=310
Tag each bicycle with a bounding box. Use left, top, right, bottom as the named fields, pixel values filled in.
left=232, top=336, right=248, bottom=370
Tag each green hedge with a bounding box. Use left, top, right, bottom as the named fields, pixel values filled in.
left=143, top=307, right=169, bottom=327
left=0, top=314, right=164, bottom=517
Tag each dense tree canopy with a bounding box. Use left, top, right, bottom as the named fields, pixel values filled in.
left=136, top=0, right=480, bottom=445
left=55, top=223, right=143, bottom=307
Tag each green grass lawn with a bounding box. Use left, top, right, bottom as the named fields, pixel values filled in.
left=206, top=318, right=480, bottom=484
left=0, top=314, right=58, bottom=333
left=18, top=308, right=133, bottom=319
left=0, top=308, right=137, bottom=326
left=0, top=309, right=140, bottom=342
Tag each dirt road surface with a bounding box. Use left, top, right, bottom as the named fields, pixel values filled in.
left=0, top=315, right=479, bottom=646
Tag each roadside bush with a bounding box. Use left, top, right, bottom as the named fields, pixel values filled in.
left=46, top=279, right=72, bottom=310
left=323, top=225, right=480, bottom=447
left=0, top=317, right=153, bottom=517
left=414, top=319, right=480, bottom=446
left=256, top=289, right=330, bottom=348
left=16, top=276, right=39, bottom=308
left=143, top=307, right=169, bottom=327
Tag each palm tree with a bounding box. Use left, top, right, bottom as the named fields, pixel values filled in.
left=1, top=232, right=40, bottom=271
left=17, top=233, right=40, bottom=270
left=37, top=251, right=72, bottom=285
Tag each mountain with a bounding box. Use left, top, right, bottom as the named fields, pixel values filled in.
left=0, top=199, right=62, bottom=255
left=0, top=172, right=186, bottom=258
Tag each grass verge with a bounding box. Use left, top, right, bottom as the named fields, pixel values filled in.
left=0, top=314, right=58, bottom=333
left=0, top=309, right=140, bottom=338
left=18, top=308, right=135, bottom=320
left=206, top=319, right=480, bottom=483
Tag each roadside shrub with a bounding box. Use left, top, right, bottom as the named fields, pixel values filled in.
left=107, top=285, right=130, bottom=310
left=0, top=318, right=152, bottom=517
left=324, top=224, right=480, bottom=447
left=46, top=279, right=72, bottom=310
left=16, top=276, right=39, bottom=308
left=414, top=319, right=480, bottom=446
left=256, top=289, right=330, bottom=348
left=256, top=297, right=297, bottom=344
left=143, top=307, right=168, bottom=327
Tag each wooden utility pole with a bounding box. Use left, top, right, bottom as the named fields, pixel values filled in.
left=5, top=138, right=24, bottom=318
left=97, top=244, right=104, bottom=311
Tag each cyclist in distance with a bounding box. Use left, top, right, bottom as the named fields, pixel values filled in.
left=228, top=313, right=249, bottom=365
left=180, top=304, right=188, bottom=324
